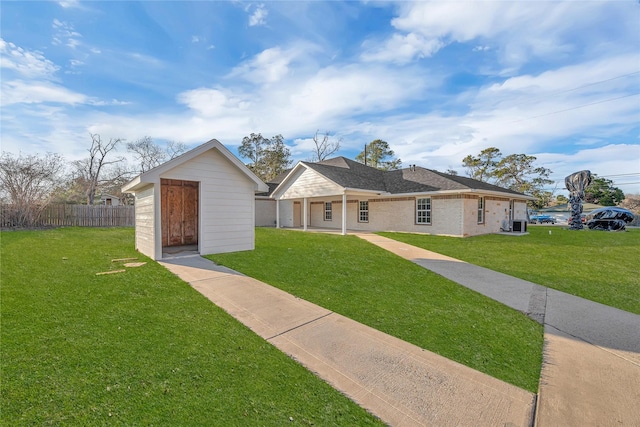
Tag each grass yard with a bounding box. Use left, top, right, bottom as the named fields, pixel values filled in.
left=379, top=226, right=640, bottom=315
left=1, top=228, right=384, bottom=426
left=209, top=228, right=543, bottom=393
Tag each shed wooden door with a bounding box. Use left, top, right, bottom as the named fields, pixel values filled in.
left=161, top=179, right=198, bottom=247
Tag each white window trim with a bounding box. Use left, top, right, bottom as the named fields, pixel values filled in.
left=324, top=202, right=332, bottom=221
left=477, top=197, right=485, bottom=224
left=416, top=197, right=431, bottom=225
left=359, top=201, right=369, bottom=223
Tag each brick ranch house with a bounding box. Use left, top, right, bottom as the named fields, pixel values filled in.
left=256, top=157, right=532, bottom=237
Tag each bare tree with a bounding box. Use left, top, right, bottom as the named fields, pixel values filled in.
left=73, top=134, right=126, bottom=205
left=166, top=140, right=188, bottom=159
left=127, top=137, right=188, bottom=173
left=0, top=152, right=65, bottom=226
left=127, top=136, right=164, bottom=173
left=310, top=130, right=341, bottom=162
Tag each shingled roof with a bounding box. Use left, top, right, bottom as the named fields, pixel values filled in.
left=304, top=157, right=387, bottom=192
left=292, top=156, right=527, bottom=197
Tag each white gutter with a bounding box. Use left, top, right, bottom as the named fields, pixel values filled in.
left=390, top=188, right=535, bottom=200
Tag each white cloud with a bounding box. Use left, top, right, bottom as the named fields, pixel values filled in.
left=1, top=80, right=87, bottom=106
left=58, top=1, right=80, bottom=8
left=361, top=33, right=444, bottom=64
left=177, top=88, right=251, bottom=117
left=231, top=47, right=295, bottom=83
left=248, top=4, right=268, bottom=27
left=288, top=65, right=426, bottom=122
left=0, top=39, right=132, bottom=108
left=0, top=38, right=60, bottom=78
left=364, top=1, right=633, bottom=70
left=52, top=19, right=82, bottom=49
left=328, top=52, right=640, bottom=187
left=229, top=45, right=312, bottom=84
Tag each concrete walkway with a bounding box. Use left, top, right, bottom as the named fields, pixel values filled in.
left=158, top=232, right=640, bottom=427
left=159, top=255, right=535, bottom=427
left=357, top=233, right=640, bottom=427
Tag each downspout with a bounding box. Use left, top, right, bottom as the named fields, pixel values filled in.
left=276, top=199, right=280, bottom=228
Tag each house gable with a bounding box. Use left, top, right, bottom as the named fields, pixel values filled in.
left=274, top=165, right=345, bottom=199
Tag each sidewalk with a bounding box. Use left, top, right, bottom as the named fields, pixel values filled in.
left=158, top=232, right=640, bottom=426
left=356, top=233, right=640, bottom=427
left=159, top=255, right=535, bottom=427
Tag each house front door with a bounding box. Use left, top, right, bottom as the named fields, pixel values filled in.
left=293, top=201, right=301, bottom=227
left=161, top=179, right=198, bottom=247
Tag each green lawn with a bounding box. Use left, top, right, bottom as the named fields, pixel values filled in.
left=209, top=228, right=543, bottom=393
left=1, top=228, right=383, bottom=426
left=379, top=226, right=640, bottom=315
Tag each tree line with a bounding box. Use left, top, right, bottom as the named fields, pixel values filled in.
left=0, top=134, right=189, bottom=227
left=1, top=131, right=629, bottom=228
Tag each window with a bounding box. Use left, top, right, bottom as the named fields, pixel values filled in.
left=416, top=198, right=431, bottom=224
left=324, top=202, right=332, bottom=221
left=477, top=197, right=485, bottom=224
left=359, top=201, right=369, bottom=222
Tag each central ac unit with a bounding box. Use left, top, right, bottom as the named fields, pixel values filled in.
left=512, top=220, right=527, bottom=232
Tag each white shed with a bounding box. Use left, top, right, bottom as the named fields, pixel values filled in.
left=122, top=139, right=268, bottom=260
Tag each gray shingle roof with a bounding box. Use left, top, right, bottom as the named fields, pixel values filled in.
left=304, top=157, right=387, bottom=192
left=299, top=157, right=527, bottom=197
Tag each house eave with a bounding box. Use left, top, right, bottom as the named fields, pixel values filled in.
left=389, top=188, right=535, bottom=200
left=343, top=187, right=389, bottom=196
left=122, top=176, right=145, bottom=193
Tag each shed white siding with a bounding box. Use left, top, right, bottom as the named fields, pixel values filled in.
left=161, top=149, right=256, bottom=255
left=133, top=184, right=156, bottom=258
left=123, top=139, right=267, bottom=261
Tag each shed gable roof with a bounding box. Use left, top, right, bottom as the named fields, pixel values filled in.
left=122, top=138, right=268, bottom=193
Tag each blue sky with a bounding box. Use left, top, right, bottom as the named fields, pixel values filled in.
left=1, top=0, right=639, bottom=195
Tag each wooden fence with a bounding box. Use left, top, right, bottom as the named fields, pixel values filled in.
left=0, top=204, right=135, bottom=228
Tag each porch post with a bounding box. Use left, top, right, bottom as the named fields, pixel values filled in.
left=342, top=192, right=347, bottom=235
left=276, top=199, right=280, bottom=228
left=303, top=197, right=308, bottom=231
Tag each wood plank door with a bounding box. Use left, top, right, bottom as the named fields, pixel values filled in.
left=161, top=179, right=198, bottom=247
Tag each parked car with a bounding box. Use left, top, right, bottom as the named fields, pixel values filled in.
left=530, top=214, right=556, bottom=224
left=585, top=207, right=635, bottom=231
